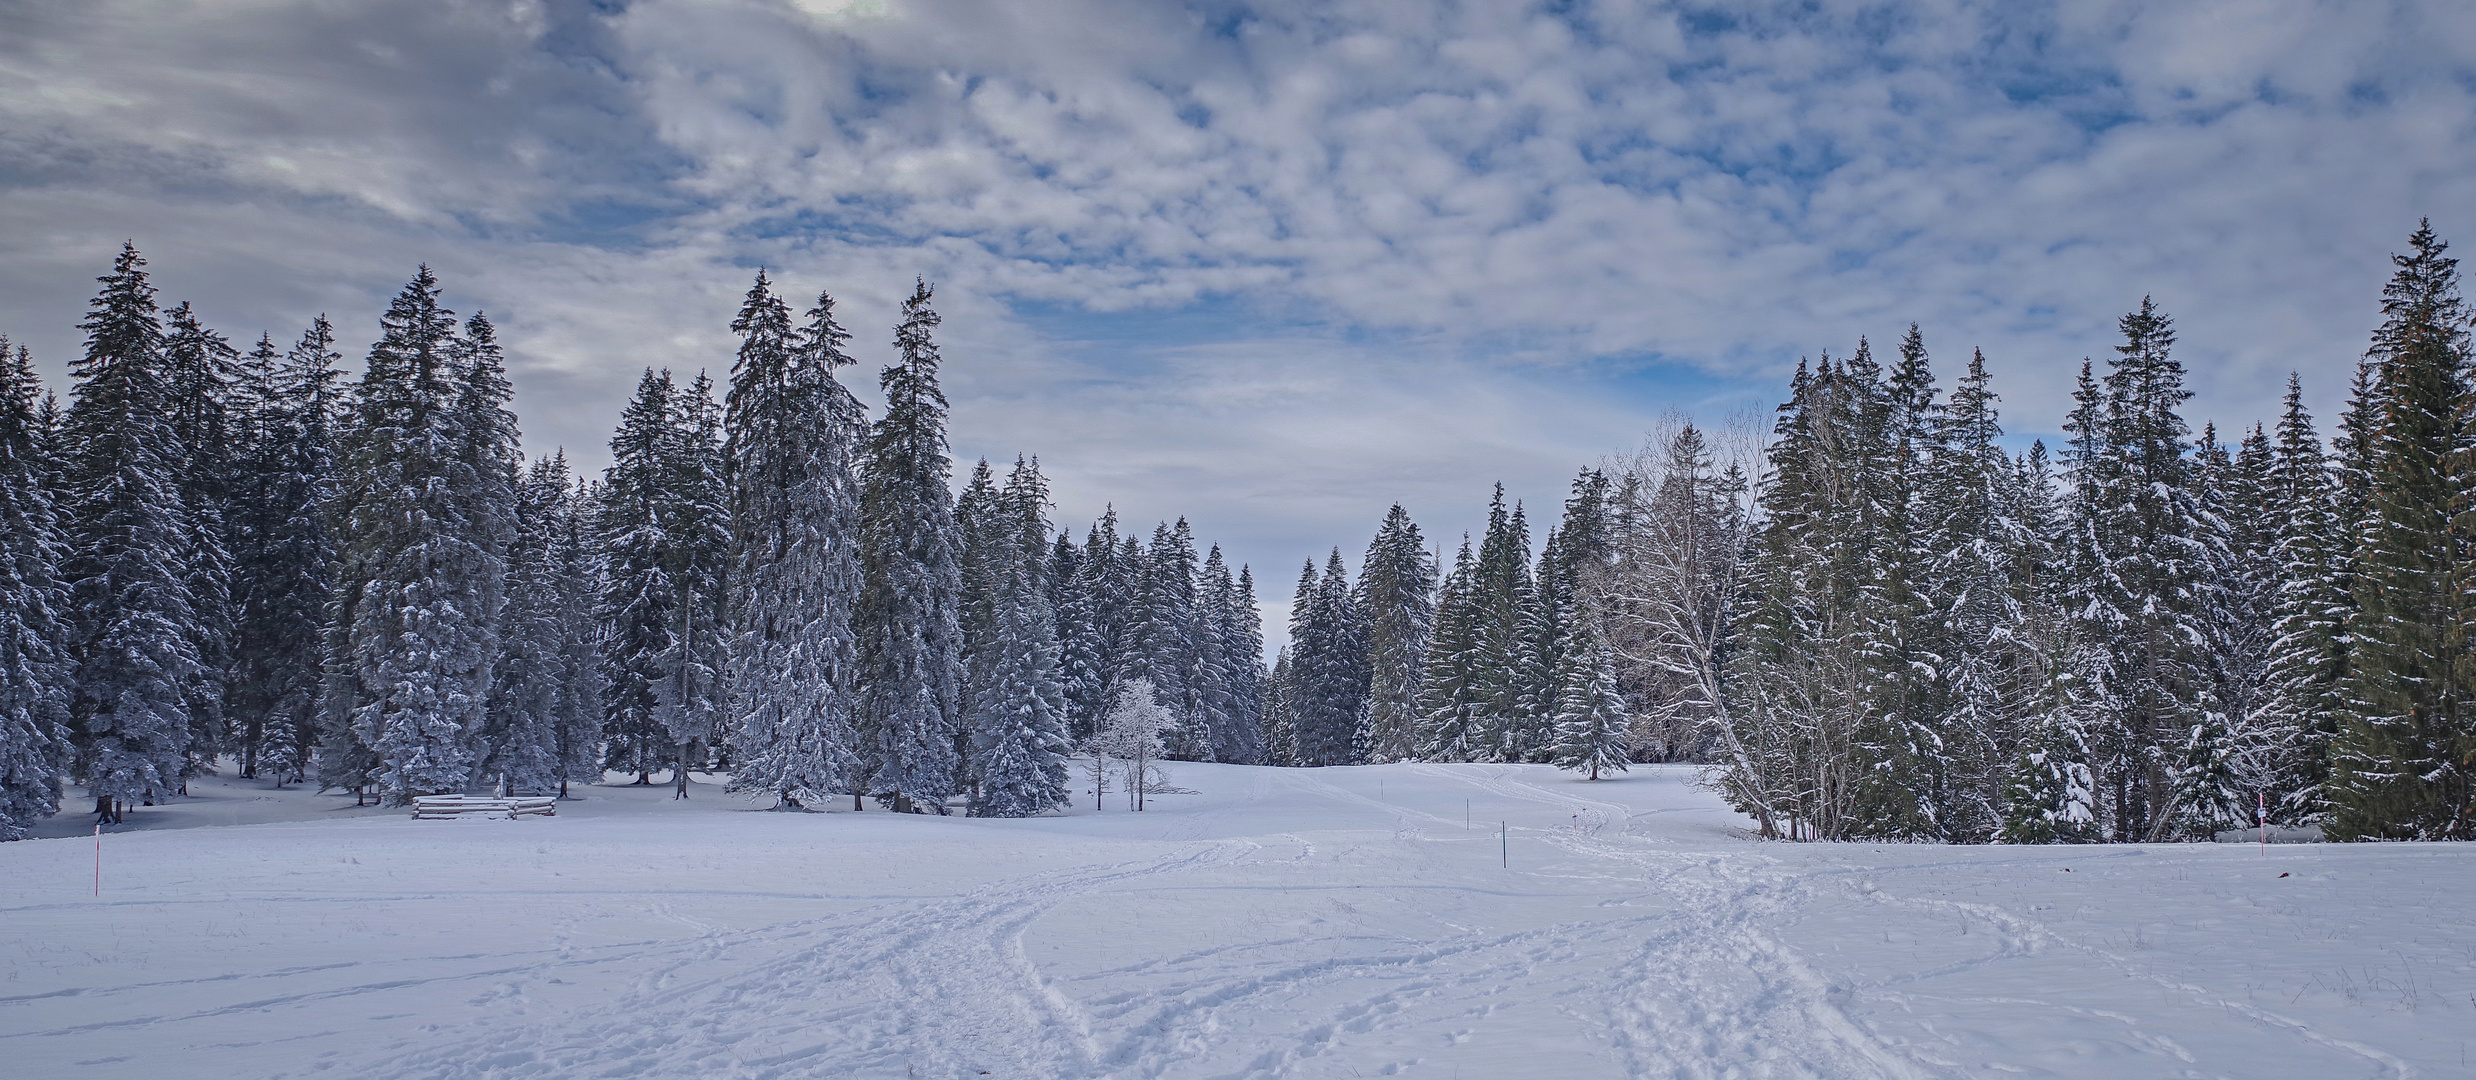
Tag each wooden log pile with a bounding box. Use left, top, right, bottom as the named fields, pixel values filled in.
left=411, top=795, right=558, bottom=820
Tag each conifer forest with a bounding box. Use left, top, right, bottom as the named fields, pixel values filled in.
left=5, top=224, right=2475, bottom=846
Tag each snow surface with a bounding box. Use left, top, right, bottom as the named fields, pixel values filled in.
left=4, top=762, right=2472, bottom=1079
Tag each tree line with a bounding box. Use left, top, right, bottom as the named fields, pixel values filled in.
left=1266, top=223, right=2476, bottom=844
left=0, top=248, right=1272, bottom=833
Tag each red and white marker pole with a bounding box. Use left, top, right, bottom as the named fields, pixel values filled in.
left=2258, top=792, right=2267, bottom=853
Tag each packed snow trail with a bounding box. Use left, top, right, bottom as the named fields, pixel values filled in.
left=3, top=763, right=2470, bottom=1079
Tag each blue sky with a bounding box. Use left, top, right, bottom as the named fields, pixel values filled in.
left=5, top=0, right=2475, bottom=642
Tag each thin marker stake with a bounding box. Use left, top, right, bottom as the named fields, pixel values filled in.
left=93, top=824, right=100, bottom=897
left=1501, top=821, right=1507, bottom=868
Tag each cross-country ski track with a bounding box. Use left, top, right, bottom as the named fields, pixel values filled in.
left=3, top=762, right=2470, bottom=1078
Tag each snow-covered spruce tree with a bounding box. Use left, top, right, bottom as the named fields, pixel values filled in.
left=1727, top=351, right=1890, bottom=840
left=326, top=269, right=511, bottom=805
left=2061, top=299, right=2218, bottom=841
left=1052, top=511, right=1126, bottom=741
left=485, top=455, right=576, bottom=796
left=1262, top=646, right=1297, bottom=766
left=1844, top=329, right=1950, bottom=840
left=546, top=471, right=606, bottom=796
left=1289, top=550, right=1371, bottom=765
left=598, top=369, right=680, bottom=783
left=0, top=338, right=73, bottom=839
left=1131, top=519, right=1204, bottom=757
left=1470, top=486, right=1539, bottom=761
left=1225, top=562, right=1270, bottom=763
left=2253, top=376, right=2347, bottom=822
left=1921, top=348, right=2045, bottom=841
left=1551, top=626, right=1630, bottom=781
left=1415, top=536, right=1485, bottom=762
left=724, top=276, right=867, bottom=809
left=954, top=458, right=1006, bottom=742
left=2329, top=223, right=2476, bottom=841
left=1356, top=504, right=1435, bottom=763
left=157, top=300, right=240, bottom=779
left=62, top=244, right=202, bottom=822
left=228, top=319, right=341, bottom=785
left=1518, top=527, right=1574, bottom=760
left=1196, top=546, right=1263, bottom=764
left=966, top=461, right=1071, bottom=817
left=655, top=373, right=729, bottom=797
left=857, top=279, right=966, bottom=814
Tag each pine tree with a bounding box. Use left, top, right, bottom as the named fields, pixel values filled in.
left=1415, top=536, right=1486, bottom=761
left=2254, top=375, right=2347, bottom=822
left=486, top=455, right=577, bottom=796
left=1222, top=563, right=1268, bottom=763
left=158, top=300, right=240, bottom=778
left=1130, top=519, right=1203, bottom=757
left=2062, top=299, right=2218, bottom=841
left=1551, top=626, right=1629, bottom=780
left=599, top=369, right=681, bottom=783
left=327, top=268, right=508, bottom=805
left=966, top=458, right=1070, bottom=816
left=1288, top=550, right=1369, bottom=766
left=62, top=244, right=202, bottom=822
left=0, top=338, right=73, bottom=838
left=725, top=276, right=867, bottom=809
left=2330, top=223, right=2476, bottom=840
left=857, top=279, right=966, bottom=813
left=229, top=319, right=341, bottom=785
left=1471, top=486, right=1538, bottom=761
left=1357, top=505, right=1436, bottom=763
left=547, top=472, right=606, bottom=796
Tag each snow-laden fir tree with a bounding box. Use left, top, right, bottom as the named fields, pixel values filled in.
left=1356, top=504, right=1435, bottom=763
left=2252, top=376, right=2347, bottom=822
left=228, top=319, right=340, bottom=785
left=654, top=373, right=729, bottom=796
left=1550, top=626, right=1629, bottom=781
left=2329, top=223, right=2476, bottom=841
left=1287, top=549, right=1369, bottom=766
left=158, top=300, right=239, bottom=778
left=2061, top=299, right=2219, bottom=841
left=1052, top=510, right=1127, bottom=740
left=1262, top=646, right=1297, bottom=766
left=546, top=471, right=607, bottom=796
left=954, top=458, right=1006, bottom=735
left=62, top=245, right=203, bottom=822
left=724, top=276, right=867, bottom=809
left=1131, top=519, right=1204, bottom=757
left=0, top=338, right=73, bottom=838
left=1471, top=487, right=1539, bottom=761
left=485, top=455, right=578, bottom=796
left=857, top=279, right=966, bottom=813
left=598, top=369, right=681, bottom=783
left=966, top=457, right=1071, bottom=816
left=1415, top=536, right=1486, bottom=762
left=1196, top=546, right=1264, bottom=763
left=327, top=269, right=512, bottom=805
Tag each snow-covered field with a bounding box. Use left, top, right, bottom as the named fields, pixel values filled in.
left=3, top=763, right=2471, bottom=1079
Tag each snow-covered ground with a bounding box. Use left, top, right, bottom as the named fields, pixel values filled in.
left=3, top=762, right=2471, bottom=1079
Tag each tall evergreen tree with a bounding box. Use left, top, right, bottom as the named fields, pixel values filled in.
left=967, top=457, right=1071, bottom=816
left=1131, top=519, right=1204, bottom=756
left=857, top=280, right=966, bottom=813
left=725, top=276, right=867, bottom=809
left=1551, top=625, right=1629, bottom=781
left=599, top=369, right=683, bottom=783
left=62, top=244, right=202, bottom=822
left=229, top=319, right=340, bottom=785
left=1416, top=537, right=1486, bottom=761
left=2329, top=223, right=2476, bottom=840
left=1357, top=505, right=1435, bottom=762
left=1471, top=486, right=1538, bottom=761
left=1287, top=549, right=1369, bottom=766
left=327, top=268, right=509, bottom=804
left=158, top=300, right=240, bottom=777
left=2063, top=299, right=2217, bottom=841
left=2255, top=375, right=2347, bottom=822
left=0, top=338, right=73, bottom=838
left=486, top=455, right=578, bottom=796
